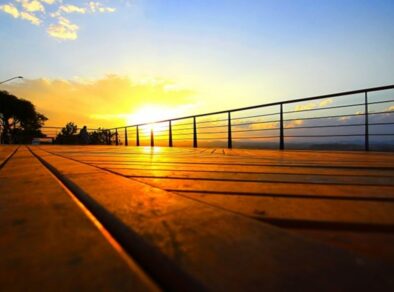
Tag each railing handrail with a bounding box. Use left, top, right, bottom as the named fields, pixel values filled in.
left=107, top=84, right=394, bottom=130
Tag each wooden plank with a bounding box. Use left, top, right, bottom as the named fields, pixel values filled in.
left=288, top=229, right=394, bottom=263
left=0, top=147, right=158, bottom=291
left=30, top=147, right=394, bottom=291
left=39, top=147, right=394, bottom=179
left=104, top=168, right=394, bottom=186
left=173, top=191, right=394, bottom=261
left=0, top=145, right=17, bottom=167
left=133, top=177, right=394, bottom=199
left=55, top=156, right=394, bottom=169
left=44, top=146, right=394, bottom=168
left=172, top=192, right=394, bottom=225
left=41, top=145, right=394, bottom=261
left=88, top=162, right=394, bottom=177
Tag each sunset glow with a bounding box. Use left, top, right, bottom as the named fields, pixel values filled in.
left=1, top=2, right=394, bottom=289
left=1, top=1, right=393, bottom=129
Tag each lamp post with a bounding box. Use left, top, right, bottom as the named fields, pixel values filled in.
left=0, top=76, right=23, bottom=85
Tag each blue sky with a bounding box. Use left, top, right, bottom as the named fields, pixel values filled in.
left=0, top=0, right=393, bottom=127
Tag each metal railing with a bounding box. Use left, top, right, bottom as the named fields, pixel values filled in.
left=100, top=85, right=394, bottom=150
left=106, top=85, right=394, bottom=150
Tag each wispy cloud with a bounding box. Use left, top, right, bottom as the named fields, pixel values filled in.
left=47, top=16, right=78, bottom=40
left=319, top=98, right=333, bottom=107
left=294, top=103, right=316, bottom=111
left=0, top=0, right=116, bottom=40
left=0, top=3, right=20, bottom=18
left=20, top=10, right=41, bottom=25
left=294, top=98, right=333, bottom=111
left=58, top=4, right=86, bottom=14
left=17, top=0, right=45, bottom=13
left=89, top=1, right=115, bottom=13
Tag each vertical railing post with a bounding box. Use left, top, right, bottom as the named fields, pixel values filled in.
left=136, top=125, right=140, bottom=146
left=193, top=116, right=197, bottom=148
left=365, top=91, right=369, bottom=151
left=279, top=103, right=284, bottom=150
left=228, top=111, right=232, bottom=149
left=115, top=128, right=119, bottom=146
left=107, top=130, right=111, bottom=145
left=169, top=120, right=173, bottom=147
left=150, top=127, right=154, bottom=147
left=124, top=127, right=128, bottom=146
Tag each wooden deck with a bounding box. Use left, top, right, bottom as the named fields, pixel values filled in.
left=1, top=145, right=394, bottom=290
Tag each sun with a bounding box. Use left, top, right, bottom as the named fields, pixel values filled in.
left=125, top=105, right=178, bottom=135
left=126, top=105, right=175, bottom=125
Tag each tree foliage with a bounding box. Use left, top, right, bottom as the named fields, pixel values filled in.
left=55, top=122, right=109, bottom=145
left=60, top=122, right=78, bottom=136
left=0, top=90, right=47, bottom=144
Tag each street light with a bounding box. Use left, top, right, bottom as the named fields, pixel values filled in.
left=0, top=76, right=23, bottom=84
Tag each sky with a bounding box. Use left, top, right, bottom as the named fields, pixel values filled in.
left=0, top=0, right=394, bottom=129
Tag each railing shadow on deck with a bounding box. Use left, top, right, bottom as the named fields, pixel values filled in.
left=105, top=85, right=394, bottom=151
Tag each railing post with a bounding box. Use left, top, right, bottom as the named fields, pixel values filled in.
left=279, top=103, right=284, bottom=150
left=115, top=128, right=119, bottom=146
left=169, top=120, right=173, bottom=147
left=228, top=111, right=232, bottom=149
left=107, top=130, right=111, bottom=145
left=124, top=127, right=128, bottom=146
left=365, top=91, right=369, bottom=151
left=193, top=117, right=197, bottom=148
left=150, top=127, right=154, bottom=147
left=136, top=125, right=140, bottom=146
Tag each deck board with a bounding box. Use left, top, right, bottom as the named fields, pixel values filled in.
left=2, top=145, right=394, bottom=290
left=36, top=145, right=394, bottom=261
left=26, top=146, right=394, bottom=290
left=0, top=147, right=158, bottom=291
left=0, top=145, right=17, bottom=167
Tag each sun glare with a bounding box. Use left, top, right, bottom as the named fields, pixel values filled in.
left=126, top=105, right=179, bottom=135
left=126, top=105, right=170, bottom=125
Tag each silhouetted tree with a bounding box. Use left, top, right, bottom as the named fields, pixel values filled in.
left=55, top=123, right=109, bottom=145
left=55, top=122, right=79, bottom=144
left=89, top=128, right=109, bottom=145
left=0, top=90, right=47, bottom=144
left=60, top=122, right=78, bottom=136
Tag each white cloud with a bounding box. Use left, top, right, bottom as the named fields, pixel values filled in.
left=0, top=4, right=20, bottom=18
left=295, top=102, right=316, bottom=111
left=294, top=98, right=334, bottom=112
left=20, top=11, right=41, bottom=25
left=47, top=16, right=79, bottom=40
left=319, top=98, right=333, bottom=107
left=17, top=0, right=45, bottom=13
left=89, top=1, right=116, bottom=13
left=0, top=0, right=118, bottom=40
left=58, top=4, right=86, bottom=14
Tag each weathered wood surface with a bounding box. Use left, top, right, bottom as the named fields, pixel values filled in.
left=0, top=147, right=158, bottom=291
left=36, top=146, right=394, bottom=262
left=0, top=145, right=18, bottom=168
left=2, top=145, right=394, bottom=291
left=25, top=146, right=394, bottom=290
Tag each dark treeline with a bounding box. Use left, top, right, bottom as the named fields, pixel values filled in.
left=55, top=122, right=110, bottom=145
